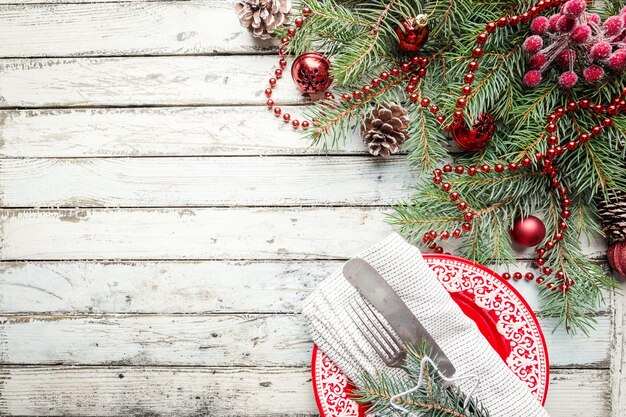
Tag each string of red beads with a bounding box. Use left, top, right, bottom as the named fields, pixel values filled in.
left=424, top=92, right=626, bottom=292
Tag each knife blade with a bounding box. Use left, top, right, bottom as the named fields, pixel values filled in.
left=343, top=257, right=455, bottom=378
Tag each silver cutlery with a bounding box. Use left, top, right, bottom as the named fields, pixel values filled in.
left=343, top=257, right=455, bottom=377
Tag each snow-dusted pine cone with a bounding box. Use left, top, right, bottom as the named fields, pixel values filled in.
left=361, top=103, right=410, bottom=158
left=234, top=0, right=292, bottom=40
left=597, top=189, right=626, bottom=244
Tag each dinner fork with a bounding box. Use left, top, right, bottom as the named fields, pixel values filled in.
left=349, top=298, right=406, bottom=367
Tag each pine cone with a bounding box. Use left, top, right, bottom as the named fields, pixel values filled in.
left=362, top=103, right=409, bottom=158
left=597, top=189, right=626, bottom=243
left=234, top=0, right=291, bottom=40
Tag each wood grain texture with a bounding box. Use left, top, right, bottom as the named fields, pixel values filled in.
left=1, top=260, right=610, bottom=315
left=0, top=56, right=306, bottom=108
left=0, top=367, right=611, bottom=417
left=0, top=0, right=271, bottom=57
left=0, top=208, right=393, bottom=260
left=0, top=261, right=335, bottom=314
left=0, top=157, right=414, bottom=207
left=612, top=283, right=626, bottom=417
left=0, top=313, right=612, bottom=368
left=0, top=208, right=607, bottom=261
left=0, top=107, right=368, bottom=157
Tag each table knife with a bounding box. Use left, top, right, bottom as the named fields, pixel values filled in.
left=343, top=257, right=456, bottom=378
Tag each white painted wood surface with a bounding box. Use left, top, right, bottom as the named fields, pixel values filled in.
left=0, top=1, right=622, bottom=416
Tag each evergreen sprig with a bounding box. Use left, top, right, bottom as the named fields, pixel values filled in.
left=286, top=0, right=626, bottom=334
left=355, top=344, right=490, bottom=417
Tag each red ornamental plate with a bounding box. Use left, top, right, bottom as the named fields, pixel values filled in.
left=311, top=254, right=549, bottom=417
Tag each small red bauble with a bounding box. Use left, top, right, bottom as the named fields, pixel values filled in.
left=510, top=215, right=547, bottom=247
left=451, top=113, right=496, bottom=152
left=291, top=52, right=333, bottom=93
left=608, top=241, right=626, bottom=281
left=395, top=15, right=430, bottom=52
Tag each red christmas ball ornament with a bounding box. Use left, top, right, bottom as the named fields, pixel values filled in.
left=291, top=52, right=333, bottom=93
left=510, top=215, right=547, bottom=247
left=395, top=14, right=430, bottom=52
left=451, top=113, right=496, bottom=152
left=608, top=241, right=626, bottom=281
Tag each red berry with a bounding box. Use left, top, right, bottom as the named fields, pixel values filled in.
left=556, top=15, right=577, bottom=32
left=531, top=16, right=550, bottom=34
left=548, top=14, right=561, bottom=32
left=523, top=35, right=544, bottom=55
left=559, top=71, right=578, bottom=89
left=608, top=49, right=626, bottom=70
left=590, top=42, right=612, bottom=61
left=557, top=49, right=577, bottom=67
left=530, top=54, right=548, bottom=70
left=562, top=0, right=587, bottom=18
left=524, top=70, right=543, bottom=87
left=570, top=24, right=591, bottom=44
left=583, top=65, right=605, bottom=83
left=604, top=16, right=624, bottom=36
left=588, top=13, right=601, bottom=25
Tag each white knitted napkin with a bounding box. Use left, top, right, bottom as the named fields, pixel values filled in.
left=302, top=233, right=549, bottom=417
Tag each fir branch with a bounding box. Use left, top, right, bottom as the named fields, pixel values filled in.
left=305, top=73, right=408, bottom=147
left=355, top=344, right=489, bottom=417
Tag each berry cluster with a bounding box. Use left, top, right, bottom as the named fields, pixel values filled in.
left=523, top=0, right=626, bottom=88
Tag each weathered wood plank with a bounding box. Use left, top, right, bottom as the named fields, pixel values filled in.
left=0, top=367, right=611, bottom=417
left=0, top=313, right=611, bottom=369
left=0, top=207, right=393, bottom=260
left=0, top=107, right=368, bottom=157
left=3, top=260, right=611, bottom=315
left=612, top=281, right=626, bottom=417
left=0, top=208, right=607, bottom=261
left=0, top=261, right=335, bottom=314
left=0, top=366, right=318, bottom=417
left=0, top=157, right=414, bottom=207
left=0, top=0, right=272, bottom=57
left=0, top=314, right=313, bottom=367
left=0, top=56, right=306, bottom=108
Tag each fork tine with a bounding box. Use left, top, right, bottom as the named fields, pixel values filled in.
left=350, top=304, right=393, bottom=362
left=350, top=299, right=406, bottom=367
left=350, top=303, right=395, bottom=358
left=354, top=302, right=398, bottom=356
left=360, top=300, right=404, bottom=351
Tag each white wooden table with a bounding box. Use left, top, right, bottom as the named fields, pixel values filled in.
left=0, top=1, right=624, bottom=416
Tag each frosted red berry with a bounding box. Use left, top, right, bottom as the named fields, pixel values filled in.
left=559, top=71, right=578, bottom=88
left=583, top=65, right=605, bottom=83
left=523, top=35, right=544, bottom=54
left=569, top=24, right=591, bottom=44
left=556, top=49, right=576, bottom=67
left=531, top=16, right=550, bottom=34
left=556, top=15, right=577, bottom=32
left=608, top=49, right=626, bottom=70
left=524, top=70, right=543, bottom=87
left=590, top=42, right=612, bottom=61
left=529, top=54, right=548, bottom=69
left=603, top=15, right=624, bottom=36
left=562, top=0, right=587, bottom=18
